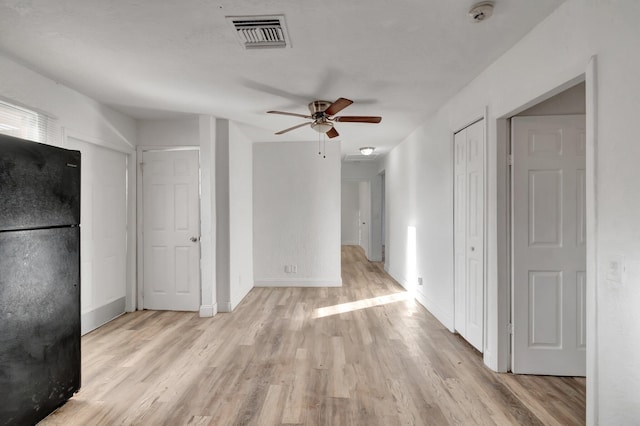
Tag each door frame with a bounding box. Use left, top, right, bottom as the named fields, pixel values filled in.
left=136, top=145, right=201, bottom=310
left=496, top=57, right=598, bottom=421
left=452, top=113, right=488, bottom=353
left=341, top=176, right=383, bottom=262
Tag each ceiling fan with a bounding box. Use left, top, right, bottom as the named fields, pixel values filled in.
left=267, top=98, right=381, bottom=139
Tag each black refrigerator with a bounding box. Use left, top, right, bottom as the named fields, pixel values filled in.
left=0, top=133, right=81, bottom=425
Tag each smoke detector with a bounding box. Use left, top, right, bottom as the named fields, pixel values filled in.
left=468, top=1, right=494, bottom=23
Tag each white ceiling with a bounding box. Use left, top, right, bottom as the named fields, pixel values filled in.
left=0, top=0, right=565, bottom=156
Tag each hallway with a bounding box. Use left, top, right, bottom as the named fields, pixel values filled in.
left=42, top=246, right=585, bottom=425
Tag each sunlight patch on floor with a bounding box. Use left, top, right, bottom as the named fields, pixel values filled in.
left=312, top=292, right=411, bottom=319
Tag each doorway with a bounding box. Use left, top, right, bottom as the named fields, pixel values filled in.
left=509, top=83, right=587, bottom=376
left=340, top=175, right=383, bottom=263
left=66, top=136, right=128, bottom=334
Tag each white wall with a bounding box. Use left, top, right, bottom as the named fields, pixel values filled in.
left=212, top=119, right=254, bottom=312
left=254, top=141, right=341, bottom=287
left=228, top=121, right=253, bottom=309
left=369, top=173, right=383, bottom=262
left=382, top=1, right=640, bottom=423
left=215, top=119, right=231, bottom=310
left=198, top=116, right=217, bottom=317
left=0, top=53, right=137, bottom=334
left=341, top=161, right=380, bottom=180
left=341, top=181, right=360, bottom=245
left=137, top=116, right=200, bottom=146
left=518, top=82, right=585, bottom=116
left=384, top=113, right=454, bottom=327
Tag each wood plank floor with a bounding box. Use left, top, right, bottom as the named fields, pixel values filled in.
left=41, top=246, right=585, bottom=425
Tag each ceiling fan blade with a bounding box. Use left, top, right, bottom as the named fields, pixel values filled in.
left=267, top=110, right=312, bottom=119
left=326, top=127, right=339, bottom=138
left=275, top=122, right=312, bottom=135
left=324, top=98, right=353, bottom=116
left=333, top=116, right=382, bottom=123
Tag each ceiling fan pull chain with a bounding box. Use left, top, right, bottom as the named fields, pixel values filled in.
left=318, top=132, right=321, bottom=155
left=323, top=134, right=326, bottom=159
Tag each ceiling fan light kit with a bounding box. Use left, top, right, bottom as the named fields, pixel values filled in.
left=359, top=147, right=375, bottom=156
left=267, top=97, right=382, bottom=140
left=311, top=120, right=333, bottom=133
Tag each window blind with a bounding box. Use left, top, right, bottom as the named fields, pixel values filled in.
left=0, top=100, right=57, bottom=144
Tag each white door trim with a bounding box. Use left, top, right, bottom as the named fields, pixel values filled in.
left=495, top=56, right=598, bottom=423
left=584, top=56, right=598, bottom=425
left=136, top=145, right=200, bottom=311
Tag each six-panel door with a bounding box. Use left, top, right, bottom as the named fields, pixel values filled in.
left=142, top=149, right=201, bottom=311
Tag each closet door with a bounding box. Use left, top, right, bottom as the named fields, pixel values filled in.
left=454, top=119, right=485, bottom=352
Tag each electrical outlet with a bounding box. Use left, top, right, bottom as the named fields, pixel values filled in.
left=417, top=277, right=423, bottom=286
left=284, top=265, right=291, bottom=273
left=291, top=265, right=297, bottom=273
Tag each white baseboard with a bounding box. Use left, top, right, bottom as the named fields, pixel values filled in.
left=414, top=288, right=455, bottom=332
left=217, top=301, right=233, bottom=313
left=230, top=285, right=252, bottom=312
left=484, top=349, right=498, bottom=371
left=81, top=297, right=126, bottom=335
left=199, top=303, right=218, bottom=317
left=385, top=267, right=454, bottom=332
left=254, top=278, right=342, bottom=287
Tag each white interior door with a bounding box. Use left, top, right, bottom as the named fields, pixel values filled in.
left=512, top=115, right=586, bottom=376
left=66, top=137, right=127, bottom=330
left=142, top=149, right=201, bottom=311
left=454, top=119, right=485, bottom=352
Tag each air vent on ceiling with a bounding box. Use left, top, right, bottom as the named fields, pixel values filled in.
left=227, top=15, right=291, bottom=50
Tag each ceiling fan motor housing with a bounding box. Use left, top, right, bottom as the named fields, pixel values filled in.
left=309, top=100, right=332, bottom=118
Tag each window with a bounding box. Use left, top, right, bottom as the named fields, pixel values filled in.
left=0, top=100, right=56, bottom=144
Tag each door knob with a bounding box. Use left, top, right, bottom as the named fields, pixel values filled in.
left=470, top=246, right=475, bottom=251
left=190, top=236, right=199, bottom=242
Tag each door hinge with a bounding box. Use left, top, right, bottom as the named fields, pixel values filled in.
left=139, top=162, right=145, bottom=174
left=508, top=323, right=514, bottom=335
left=507, top=154, right=513, bottom=166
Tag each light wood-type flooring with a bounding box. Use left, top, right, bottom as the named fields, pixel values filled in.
left=42, top=246, right=585, bottom=425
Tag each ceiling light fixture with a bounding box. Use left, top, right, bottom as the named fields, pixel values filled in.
left=359, top=147, right=375, bottom=156
left=311, top=120, right=333, bottom=134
